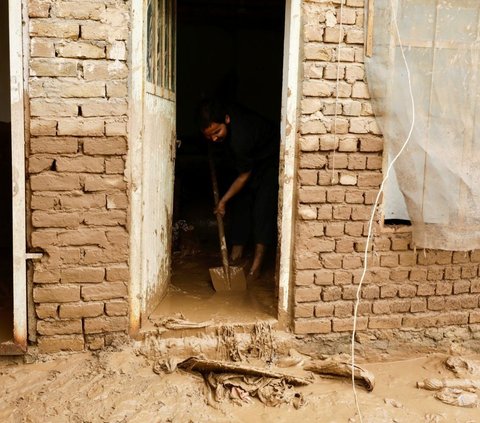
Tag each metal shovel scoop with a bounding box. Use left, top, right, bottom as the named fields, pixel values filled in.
left=208, top=148, right=247, bottom=292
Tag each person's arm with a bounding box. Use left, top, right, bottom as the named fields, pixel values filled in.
left=215, top=171, right=251, bottom=216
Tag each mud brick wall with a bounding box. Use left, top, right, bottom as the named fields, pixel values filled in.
left=293, top=0, right=480, bottom=337
left=27, top=0, right=130, bottom=352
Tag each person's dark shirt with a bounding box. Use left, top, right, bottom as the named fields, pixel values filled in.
left=225, top=104, right=280, bottom=175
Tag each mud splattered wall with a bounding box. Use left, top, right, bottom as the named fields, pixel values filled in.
left=293, top=0, right=480, bottom=340
left=27, top=0, right=130, bottom=352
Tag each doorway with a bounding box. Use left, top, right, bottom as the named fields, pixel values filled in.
left=146, top=0, right=286, bottom=326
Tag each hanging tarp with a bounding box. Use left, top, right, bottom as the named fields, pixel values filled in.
left=365, top=0, right=480, bottom=250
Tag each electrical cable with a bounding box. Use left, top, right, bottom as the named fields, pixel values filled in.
left=349, top=1, right=416, bottom=422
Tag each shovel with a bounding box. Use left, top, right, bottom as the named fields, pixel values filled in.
left=208, top=147, right=247, bottom=292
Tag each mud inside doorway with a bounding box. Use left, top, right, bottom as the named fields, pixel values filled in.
left=148, top=0, right=286, bottom=327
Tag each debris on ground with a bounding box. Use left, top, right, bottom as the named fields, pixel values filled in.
left=153, top=355, right=313, bottom=408
left=217, top=325, right=245, bottom=362
left=417, top=356, right=480, bottom=408
left=417, top=378, right=480, bottom=391
left=445, top=356, right=480, bottom=378
left=304, top=354, right=375, bottom=392
left=151, top=313, right=213, bottom=330
left=176, top=356, right=312, bottom=386
left=434, top=388, right=478, bottom=408
left=247, top=322, right=275, bottom=363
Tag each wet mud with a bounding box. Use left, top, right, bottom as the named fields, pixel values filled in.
left=1, top=346, right=480, bottom=422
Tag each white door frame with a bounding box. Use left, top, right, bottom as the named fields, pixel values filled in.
left=9, top=0, right=27, bottom=351
left=277, top=0, right=301, bottom=328
left=128, top=0, right=145, bottom=337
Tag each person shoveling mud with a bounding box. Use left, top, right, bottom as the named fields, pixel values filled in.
left=199, top=99, right=280, bottom=281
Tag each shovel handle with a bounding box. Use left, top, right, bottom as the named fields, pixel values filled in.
left=208, top=146, right=231, bottom=286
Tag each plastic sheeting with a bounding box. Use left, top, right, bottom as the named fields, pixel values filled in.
left=365, top=0, right=480, bottom=250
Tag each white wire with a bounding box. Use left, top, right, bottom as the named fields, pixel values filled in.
left=331, top=0, right=345, bottom=183
left=350, top=1, right=416, bottom=422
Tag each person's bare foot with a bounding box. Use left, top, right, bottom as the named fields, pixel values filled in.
left=248, top=243, right=265, bottom=281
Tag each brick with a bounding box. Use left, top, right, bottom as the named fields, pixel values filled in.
left=410, top=269, right=427, bottom=281
left=417, top=283, right=435, bottom=296
left=30, top=137, right=79, bottom=154
left=38, top=335, right=84, bottom=353
left=61, top=267, right=105, bottom=283
left=107, top=81, right=128, bottom=98
left=84, top=175, right=127, bottom=191
left=28, top=0, right=51, bottom=18
left=332, top=317, right=368, bottom=332
left=83, top=60, right=128, bottom=80
left=57, top=229, right=108, bottom=247
left=81, top=282, right=127, bottom=301
left=31, top=99, right=78, bottom=117
left=32, top=211, right=82, bottom=228
left=56, top=41, right=106, bottom=59
left=84, top=316, right=128, bottom=334
left=461, top=265, right=478, bottom=279
left=31, top=79, right=106, bottom=98
left=294, top=318, right=331, bottom=334
left=30, top=58, right=78, bottom=77
left=106, top=157, right=125, bottom=174
left=296, top=286, right=322, bottom=303
left=30, top=173, right=81, bottom=191
left=59, top=194, right=106, bottom=210
left=36, top=304, right=58, bottom=319
left=428, top=296, right=445, bottom=311
left=59, top=302, right=104, bottom=318
left=106, top=300, right=128, bottom=317
left=29, top=157, right=55, bottom=173
left=51, top=2, right=104, bottom=19
left=84, top=211, right=127, bottom=226
left=369, top=316, right=402, bottom=329
left=322, top=286, right=342, bottom=301
left=37, top=319, right=82, bottom=335
left=372, top=301, right=391, bottom=314
left=299, top=187, right=326, bottom=203
left=398, top=284, right=417, bottom=298
left=81, top=99, right=128, bottom=117
left=362, top=285, right=380, bottom=299
left=105, top=119, right=127, bottom=136
left=33, top=285, right=80, bottom=303
left=315, top=303, right=334, bottom=317
left=33, top=269, right=60, bottom=284
left=31, top=38, right=55, bottom=57
left=107, top=194, right=128, bottom=210
left=300, top=153, right=327, bottom=169
left=31, top=230, right=58, bottom=248
left=30, top=19, right=79, bottom=39
left=304, top=44, right=333, bottom=61
left=107, top=41, right=127, bottom=60
left=453, top=280, right=471, bottom=294
left=57, top=118, right=105, bottom=136
left=81, top=23, right=129, bottom=41
left=436, top=312, right=469, bottom=326
left=402, top=313, right=438, bottom=329
left=30, top=119, right=57, bottom=135
left=334, top=302, right=353, bottom=317
left=411, top=298, right=427, bottom=313
left=436, top=281, right=453, bottom=295
left=295, top=304, right=314, bottom=318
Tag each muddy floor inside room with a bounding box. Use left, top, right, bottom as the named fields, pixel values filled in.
left=147, top=139, right=278, bottom=327
left=147, top=0, right=286, bottom=327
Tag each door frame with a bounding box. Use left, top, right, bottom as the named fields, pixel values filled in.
left=128, top=0, right=145, bottom=337
left=277, top=0, right=301, bottom=328
left=128, top=0, right=302, bottom=334
left=8, top=0, right=27, bottom=352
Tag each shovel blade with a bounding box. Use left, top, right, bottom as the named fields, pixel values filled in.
left=209, top=266, right=247, bottom=292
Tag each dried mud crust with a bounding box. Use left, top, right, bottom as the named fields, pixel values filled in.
left=1, top=346, right=480, bottom=422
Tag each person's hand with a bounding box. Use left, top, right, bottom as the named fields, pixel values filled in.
left=214, top=200, right=227, bottom=217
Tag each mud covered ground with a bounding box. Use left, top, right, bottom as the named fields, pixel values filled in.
left=1, top=343, right=479, bottom=423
